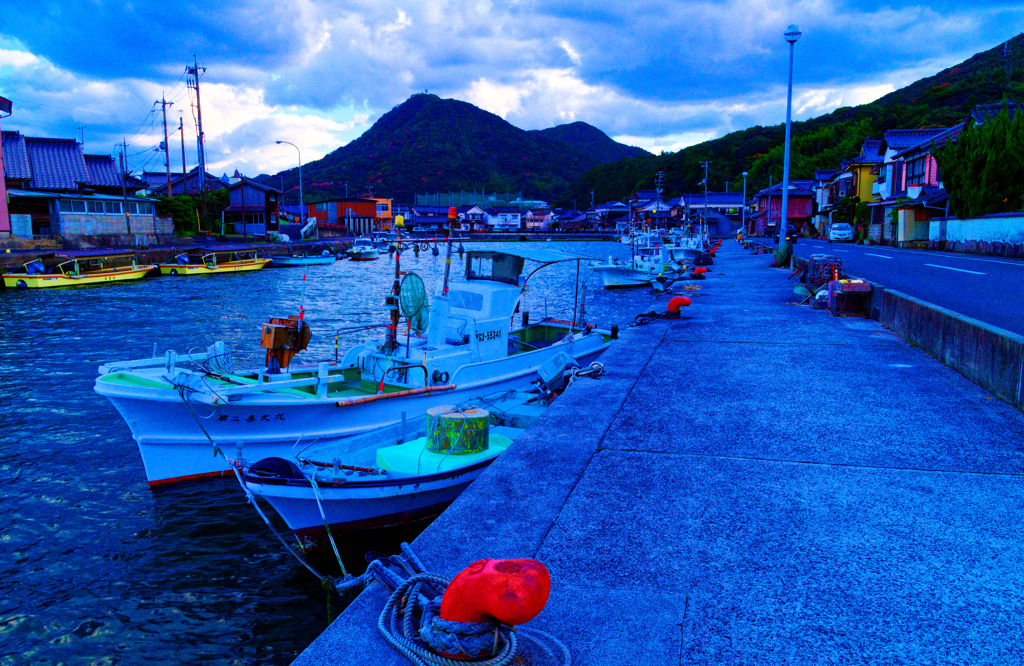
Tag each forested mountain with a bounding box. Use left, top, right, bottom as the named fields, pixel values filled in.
left=556, top=33, right=1024, bottom=207
left=531, top=122, right=649, bottom=163
left=259, top=95, right=645, bottom=204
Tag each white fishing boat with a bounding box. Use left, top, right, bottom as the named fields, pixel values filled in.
left=592, top=244, right=684, bottom=289
left=241, top=384, right=561, bottom=549
left=348, top=238, right=379, bottom=261
left=94, top=244, right=615, bottom=486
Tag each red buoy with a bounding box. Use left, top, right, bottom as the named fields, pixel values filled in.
left=694, top=266, right=707, bottom=274
left=440, top=559, right=550, bottom=626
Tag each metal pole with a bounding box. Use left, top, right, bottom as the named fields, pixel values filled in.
left=161, top=93, right=172, bottom=198
left=742, top=172, right=748, bottom=235
left=779, top=25, right=801, bottom=247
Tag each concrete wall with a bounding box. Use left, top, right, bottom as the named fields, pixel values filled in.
left=880, top=289, right=1024, bottom=410
left=930, top=215, right=1024, bottom=244
left=59, top=213, right=173, bottom=237
left=10, top=214, right=32, bottom=238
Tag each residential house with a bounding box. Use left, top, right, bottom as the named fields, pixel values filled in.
left=868, top=128, right=948, bottom=243
left=678, top=192, right=745, bottom=236
left=409, top=205, right=452, bottom=234
left=628, top=189, right=663, bottom=225
left=748, top=181, right=815, bottom=237
left=148, top=166, right=226, bottom=196
left=820, top=138, right=882, bottom=236
left=586, top=201, right=629, bottom=231
left=455, top=205, right=486, bottom=232
left=485, top=207, right=523, bottom=232
left=523, top=208, right=555, bottom=231
left=1, top=130, right=171, bottom=241
left=224, top=174, right=281, bottom=236
left=881, top=124, right=963, bottom=243
left=810, top=169, right=838, bottom=236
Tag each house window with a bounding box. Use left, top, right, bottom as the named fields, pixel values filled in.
left=316, top=202, right=328, bottom=212
left=907, top=157, right=927, bottom=186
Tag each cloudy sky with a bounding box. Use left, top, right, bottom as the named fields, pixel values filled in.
left=0, top=1, right=1020, bottom=180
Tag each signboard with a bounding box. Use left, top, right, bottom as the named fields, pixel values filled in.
left=0, top=96, right=11, bottom=116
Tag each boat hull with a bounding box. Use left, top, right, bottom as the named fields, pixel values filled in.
left=246, top=466, right=488, bottom=549
left=96, top=335, right=609, bottom=486
left=157, top=259, right=270, bottom=275
left=593, top=265, right=655, bottom=288
left=2, top=265, right=155, bottom=288
left=348, top=250, right=378, bottom=261
left=269, top=255, right=336, bottom=267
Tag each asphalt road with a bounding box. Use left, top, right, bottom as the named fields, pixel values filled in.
left=798, top=239, right=1024, bottom=336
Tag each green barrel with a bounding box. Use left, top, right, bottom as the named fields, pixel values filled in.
left=426, top=406, right=490, bottom=454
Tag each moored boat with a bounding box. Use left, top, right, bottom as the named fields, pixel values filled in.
left=348, top=238, right=379, bottom=261
left=241, top=386, right=557, bottom=549
left=2, top=252, right=156, bottom=289
left=158, top=248, right=270, bottom=275
left=94, top=245, right=615, bottom=486
left=269, top=250, right=336, bottom=267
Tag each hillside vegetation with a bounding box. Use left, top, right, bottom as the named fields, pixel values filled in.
left=260, top=95, right=647, bottom=204
left=557, top=33, right=1024, bottom=206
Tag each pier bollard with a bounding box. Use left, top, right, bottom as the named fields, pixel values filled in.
left=439, top=558, right=550, bottom=626
left=666, top=296, right=691, bottom=318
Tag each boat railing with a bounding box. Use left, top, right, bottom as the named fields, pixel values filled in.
left=377, top=363, right=429, bottom=393
left=333, top=323, right=391, bottom=361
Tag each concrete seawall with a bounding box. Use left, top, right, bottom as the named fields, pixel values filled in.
left=293, top=243, right=1024, bottom=665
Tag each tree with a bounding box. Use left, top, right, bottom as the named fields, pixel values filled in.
left=935, top=104, right=1024, bottom=217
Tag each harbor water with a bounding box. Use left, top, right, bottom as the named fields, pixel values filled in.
left=0, top=241, right=657, bottom=665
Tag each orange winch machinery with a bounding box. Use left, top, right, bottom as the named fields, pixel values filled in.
left=260, top=316, right=312, bottom=373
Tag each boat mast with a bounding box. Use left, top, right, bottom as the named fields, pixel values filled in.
left=442, top=206, right=455, bottom=295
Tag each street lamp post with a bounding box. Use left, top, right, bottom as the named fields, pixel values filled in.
left=742, top=171, right=748, bottom=235
left=778, top=24, right=801, bottom=254
left=275, top=140, right=303, bottom=229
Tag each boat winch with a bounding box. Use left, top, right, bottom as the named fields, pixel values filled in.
left=426, top=406, right=490, bottom=454
left=260, top=316, right=312, bottom=373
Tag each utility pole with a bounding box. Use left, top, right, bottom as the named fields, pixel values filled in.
left=76, top=126, right=85, bottom=149
left=186, top=57, right=207, bottom=192
left=158, top=93, right=173, bottom=198
left=119, top=139, right=133, bottom=241
left=700, top=160, right=710, bottom=235
left=178, top=116, right=187, bottom=180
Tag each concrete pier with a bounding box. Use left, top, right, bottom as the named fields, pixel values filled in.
left=294, top=242, right=1024, bottom=665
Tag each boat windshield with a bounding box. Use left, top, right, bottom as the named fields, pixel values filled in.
left=465, top=252, right=524, bottom=286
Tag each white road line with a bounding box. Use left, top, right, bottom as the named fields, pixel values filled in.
left=924, top=263, right=985, bottom=275
left=865, top=253, right=893, bottom=259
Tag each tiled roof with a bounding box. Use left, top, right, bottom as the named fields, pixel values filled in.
left=25, top=137, right=90, bottom=189
left=84, top=155, right=123, bottom=187
left=969, top=102, right=1021, bottom=125
left=894, top=123, right=965, bottom=160
left=882, top=129, right=946, bottom=152
left=2, top=131, right=32, bottom=180
left=854, top=138, right=884, bottom=164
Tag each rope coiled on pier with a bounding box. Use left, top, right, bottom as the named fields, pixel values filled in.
left=333, top=543, right=517, bottom=666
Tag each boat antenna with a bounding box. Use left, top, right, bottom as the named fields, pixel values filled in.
left=299, top=273, right=306, bottom=319
left=441, top=206, right=456, bottom=295
left=385, top=219, right=403, bottom=353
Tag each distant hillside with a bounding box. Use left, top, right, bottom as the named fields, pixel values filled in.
left=531, top=122, right=649, bottom=163
left=557, top=33, right=1024, bottom=207
left=260, top=95, right=643, bottom=204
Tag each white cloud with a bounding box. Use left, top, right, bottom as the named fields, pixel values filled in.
left=0, top=48, right=39, bottom=68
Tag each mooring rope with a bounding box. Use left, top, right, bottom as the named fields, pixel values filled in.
left=333, top=543, right=518, bottom=666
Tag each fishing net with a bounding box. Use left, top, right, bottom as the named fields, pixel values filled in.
left=400, top=272, right=429, bottom=333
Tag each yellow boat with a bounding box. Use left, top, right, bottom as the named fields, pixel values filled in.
left=3, top=253, right=156, bottom=289
left=158, top=249, right=270, bottom=276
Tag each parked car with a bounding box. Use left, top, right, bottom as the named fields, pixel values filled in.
left=829, top=222, right=854, bottom=242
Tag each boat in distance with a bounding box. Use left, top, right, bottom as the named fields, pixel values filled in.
left=2, top=252, right=156, bottom=288
left=158, top=248, right=270, bottom=275
left=94, top=246, right=614, bottom=486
